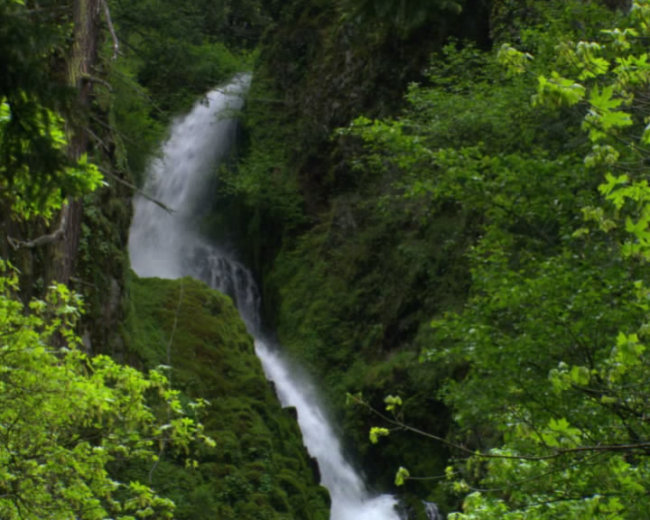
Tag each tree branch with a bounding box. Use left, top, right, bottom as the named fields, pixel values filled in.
left=7, top=209, right=68, bottom=250
left=350, top=394, right=650, bottom=461
left=101, top=0, right=119, bottom=60
left=98, top=167, right=175, bottom=214
left=80, top=73, right=112, bottom=91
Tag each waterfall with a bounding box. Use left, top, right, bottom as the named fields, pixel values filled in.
left=254, top=342, right=399, bottom=520
left=424, top=501, right=443, bottom=520
left=127, top=76, right=401, bottom=520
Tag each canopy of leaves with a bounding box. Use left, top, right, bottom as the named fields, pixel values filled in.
left=0, top=261, right=210, bottom=519
left=334, top=0, right=650, bottom=516
left=111, top=0, right=262, bottom=115
left=0, top=3, right=216, bottom=517
left=0, top=0, right=104, bottom=220
left=0, top=99, right=103, bottom=220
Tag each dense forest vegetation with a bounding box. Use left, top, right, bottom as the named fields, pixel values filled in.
left=0, top=1, right=327, bottom=519
left=2, top=0, right=650, bottom=518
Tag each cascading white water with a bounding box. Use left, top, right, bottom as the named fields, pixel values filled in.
left=254, top=341, right=400, bottom=520
left=127, top=76, right=401, bottom=520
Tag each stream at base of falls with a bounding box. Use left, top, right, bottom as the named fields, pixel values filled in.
left=127, top=76, right=403, bottom=520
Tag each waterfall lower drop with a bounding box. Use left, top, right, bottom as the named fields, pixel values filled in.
left=128, top=76, right=401, bottom=520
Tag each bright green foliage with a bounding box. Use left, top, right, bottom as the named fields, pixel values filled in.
left=213, top=0, right=650, bottom=515
left=0, top=0, right=106, bottom=220
left=422, top=2, right=650, bottom=518
left=534, top=72, right=586, bottom=106
left=370, top=427, right=391, bottom=444
left=394, top=466, right=410, bottom=487
left=0, top=100, right=103, bottom=220
left=330, top=1, right=650, bottom=516
left=0, top=4, right=217, bottom=516
left=384, top=394, right=403, bottom=413
left=496, top=44, right=532, bottom=76
left=0, top=262, right=209, bottom=519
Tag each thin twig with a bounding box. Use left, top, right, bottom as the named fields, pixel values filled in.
left=351, top=394, right=650, bottom=461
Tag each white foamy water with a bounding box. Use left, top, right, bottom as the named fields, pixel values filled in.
left=254, top=340, right=400, bottom=520
left=128, top=75, right=401, bottom=520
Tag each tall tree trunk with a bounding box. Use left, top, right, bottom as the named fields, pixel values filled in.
left=51, top=0, right=102, bottom=284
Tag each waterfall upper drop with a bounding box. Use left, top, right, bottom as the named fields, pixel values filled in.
left=127, top=76, right=401, bottom=520
left=128, top=75, right=250, bottom=281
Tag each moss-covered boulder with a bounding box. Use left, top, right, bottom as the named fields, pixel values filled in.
left=123, top=274, right=330, bottom=520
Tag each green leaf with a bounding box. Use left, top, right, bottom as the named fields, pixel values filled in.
left=394, top=466, right=410, bottom=486
left=600, top=109, right=632, bottom=131
left=598, top=172, right=628, bottom=196
left=497, top=44, right=533, bottom=76
left=569, top=365, right=590, bottom=386
left=589, top=85, right=622, bottom=112
left=384, top=394, right=403, bottom=412
left=534, top=72, right=586, bottom=107
left=369, top=427, right=390, bottom=444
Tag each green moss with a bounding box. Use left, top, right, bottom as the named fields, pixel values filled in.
left=123, top=274, right=329, bottom=520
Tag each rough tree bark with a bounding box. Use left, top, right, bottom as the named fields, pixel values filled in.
left=51, top=0, right=103, bottom=284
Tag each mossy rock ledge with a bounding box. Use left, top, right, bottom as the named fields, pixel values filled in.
left=123, top=274, right=330, bottom=520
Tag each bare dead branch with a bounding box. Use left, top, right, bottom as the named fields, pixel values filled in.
left=99, top=167, right=175, bottom=214
left=86, top=126, right=111, bottom=152
left=7, top=209, right=68, bottom=250
left=80, top=73, right=112, bottom=91
left=101, top=0, right=119, bottom=60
